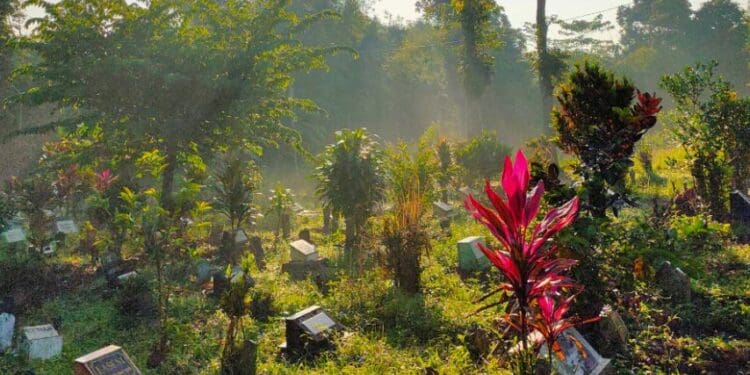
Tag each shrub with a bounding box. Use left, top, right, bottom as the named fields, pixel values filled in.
left=552, top=61, right=662, bottom=217
left=455, top=131, right=510, bottom=188
left=116, top=274, right=156, bottom=323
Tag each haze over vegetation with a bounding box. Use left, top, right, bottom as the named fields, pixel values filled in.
left=0, top=0, right=748, bottom=374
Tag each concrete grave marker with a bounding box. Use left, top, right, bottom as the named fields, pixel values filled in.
left=457, top=236, right=491, bottom=272
left=234, top=229, right=248, bottom=244
left=117, top=271, right=138, bottom=283
left=0, top=313, right=14, bottom=353
left=290, top=239, right=318, bottom=263
left=195, top=261, right=212, bottom=284
left=282, top=305, right=343, bottom=358
left=43, top=241, right=57, bottom=256
left=56, top=219, right=79, bottom=234
left=22, top=324, right=62, bottom=360
left=433, top=201, right=455, bottom=218
left=539, top=328, right=611, bottom=375
left=74, top=345, right=142, bottom=375
left=2, top=227, right=26, bottom=243
left=730, top=190, right=750, bottom=224
left=656, top=261, right=691, bottom=303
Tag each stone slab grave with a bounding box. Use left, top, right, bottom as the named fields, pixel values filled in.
left=730, top=190, right=750, bottom=224
left=2, top=227, right=26, bottom=243
left=281, top=305, right=344, bottom=359
left=290, top=239, right=318, bottom=263
left=56, top=219, right=79, bottom=235
left=0, top=312, right=14, bottom=353
left=457, top=236, right=491, bottom=273
left=594, top=305, right=629, bottom=357
left=656, top=261, right=691, bottom=303
left=539, top=328, right=611, bottom=375
left=74, top=345, right=142, bottom=375
left=22, top=324, right=63, bottom=360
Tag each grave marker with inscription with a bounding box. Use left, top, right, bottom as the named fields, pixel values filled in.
left=433, top=201, right=455, bottom=219
left=457, top=236, right=491, bottom=272
left=282, top=305, right=343, bottom=358
left=74, top=345, right=142, bottom=375
left=539, top=328, right=611, bottom=375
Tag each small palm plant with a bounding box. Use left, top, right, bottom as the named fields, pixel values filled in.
left=315, top=128, right=386, bottom=269
left=465, top=150, right=596, bottom=374
left=212, top=155, right=259, bottom=233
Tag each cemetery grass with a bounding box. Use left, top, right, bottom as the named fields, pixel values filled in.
left=1, top=211, right=748, bottom=374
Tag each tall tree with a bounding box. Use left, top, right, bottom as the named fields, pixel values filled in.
left=536, top=0, right=553, bottom=131
left=13, top=0, right=344, bottom=211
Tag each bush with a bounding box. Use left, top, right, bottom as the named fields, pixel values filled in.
left=670, top=214, right=730, bottom=253
left=115, top=275, right=156, bottom=323
left=455, top=131, right=510, bottom=187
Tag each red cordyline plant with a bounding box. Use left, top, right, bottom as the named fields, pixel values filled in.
left=95, top=169, right=117, bottom=193
left=465, top=150, right=593, bottom=372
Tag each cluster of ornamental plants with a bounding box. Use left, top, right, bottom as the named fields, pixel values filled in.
left=464, top=151, right=597, bottom=374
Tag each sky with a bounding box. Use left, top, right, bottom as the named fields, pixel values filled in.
left=371, top=0, right=744, bottom=40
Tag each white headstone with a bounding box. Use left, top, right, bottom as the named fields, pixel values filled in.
left=2, top=228, right=26, bottom=243
left=117, top=271, right=138, bottom=283
left=290, top=239, right=318, bottom=262
left=433, top=201, right=455, bottom=218
left=22, top=324, right=62, bottom=360
left=539, top=328, right=611, bottom=375
left=234, top=229, right=248, bottom=244
left=0, top=313, right=14, bottom=353
left=55, top=219, right=79, bottom=234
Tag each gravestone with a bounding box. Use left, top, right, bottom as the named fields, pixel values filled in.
left=433, top=201, right=455, bottom=219
left=282, top=305, right=343, bottom=359
left=249, top=236, right=266, bottom=271
left=229, top=266, right=255, bottom=287
left=457, top=236, right=490, bottom=272
left=74, top=345, right=142, bottom=375
left=212, top=272, right=229, bottom=298
left=298, top=228, right=312, bottom=244
left=234, top=229, right=248, bottom=244
left=595, top=305, right=628, bottom=356
left=56, top=219, right=79, bottom=235
left=290, top=239, right=318, bottom=263
left=655, top=261, right=691, bottom=303
left=22, top=324, right=63, bottom=360
left=117, top=271, right=138, bottom=283
left=539, top=328, right=611, bottom=375
left=2, top=227, right=26, bottom=243
left=42, top=241, right=57, bottom=256
left=730, top=190, right=750, bottom=224
left=195, top=261, right=212, bottom=284
left=0, top=313, right=14, bottom=353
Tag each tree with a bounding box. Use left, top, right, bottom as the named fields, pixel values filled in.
left=418, top=0, right=500, bottom=136
left=536, top=0, right=553, bottom=130
left=212, top=154, right=260, bottom=233
left=14, top=0, right=345, bottom=212
left=661, top=61, right=750, bottom=218
left=552, top=62, right=662, bottom=217
left=691, top=0, right=749, bottom=88
left=315, top=128, right=385, bottom=269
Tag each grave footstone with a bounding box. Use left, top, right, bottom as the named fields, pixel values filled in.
left=56, top=219, right=79, bottom=235
left=234, top=229, right=248, bottom=244
left=282, top=305, right=343, bottom=359
left=74, top=345, right=142, bottom=375
left=195, top=261, right=212, bottom=284
left=457, top=236, right=490, bottom=273
left=249, top=236, right=265, bottom=271
left=2, top=227, right=26, bottom=243
left=290, top=239, right=318, bottom=263
left=730, top=190, right=750, bottom=224
left=433, top=201, right=455, bottom=219
left=0, top=313, right=14, bottom=353
left=595, top=305, right=628, bottom=357
left=22, top=324, right=63, bottom=360
left=656, top=261, right=691, bottom=303
left=298, top=228, right=312, bottom=244
left=539, top=328, right=611, bottom=375
left=212, top=272, right=229, bottom=297
left=42, top=241, right=57, bottom=256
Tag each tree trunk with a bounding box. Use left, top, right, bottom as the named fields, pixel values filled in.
left=161, top=140, right=178, bottom=212
left=536, top=0, right=554, bottom=132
